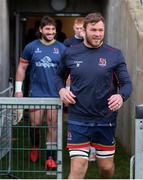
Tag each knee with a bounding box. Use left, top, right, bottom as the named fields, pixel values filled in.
left=73, top=160, right=87, bottom=171
left=100, top=162, right=114, bottom=172
left=99, top=162, right=115, bottom=179
left=99, top=161, right=115, bottom=177
left=31, top=119, right=40, bottom=126
left=47, top=118, right=57, bottom=127
left=70, top=159, right=88, bottom=178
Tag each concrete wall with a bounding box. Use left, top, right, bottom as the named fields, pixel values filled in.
left=0, top=0, right=10, bottom=95
left=106, top=0, right=143, bottom=154
left=9, top=0, right=103, bottom=14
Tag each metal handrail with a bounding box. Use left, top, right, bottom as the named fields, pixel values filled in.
left=0, top=86, right=13, bottom=95
left=130, top=155, right=135, bottom=179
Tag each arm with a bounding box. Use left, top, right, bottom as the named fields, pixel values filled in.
left=15, top=58, right=29, bottom=97
left=108, top=50, right=132, bottom=111
left=55, top=53, right=76, bottom=105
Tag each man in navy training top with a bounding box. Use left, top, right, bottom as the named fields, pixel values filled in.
left=15, top=16, right=66, bottom=170
left=64, top=17, right=84, bottom=47
left=64, top=16, right=96, bottom=161
left=63, top=17, right=85, bottom=96
left=55, top=12, right=132, bottom=179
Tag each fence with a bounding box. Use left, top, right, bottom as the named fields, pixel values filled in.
left=130, top=104, right=143, bottom=179
left=0, top=97, right=63, bottom=179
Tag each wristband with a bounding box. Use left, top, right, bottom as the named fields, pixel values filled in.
left=15, top=81, right=22, bottom=93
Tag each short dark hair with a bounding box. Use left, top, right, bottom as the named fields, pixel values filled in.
left=84, top=12, right=105, bottom=29
left=40, top=16, right=56, bottom=28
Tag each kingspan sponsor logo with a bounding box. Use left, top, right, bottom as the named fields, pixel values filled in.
left=36, top=56, right=57, bottom=68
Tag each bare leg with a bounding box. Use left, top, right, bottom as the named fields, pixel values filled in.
left=30, top=109, right=44, bottom=126
left=30, top=110, right=44, bottom=146
left=46, top=109, right=57, bottom=142
left=68, top=158, right=88, bottom=179
left=97, top=157, right=115, bottom=179
left=45, top=109, right=57, bottom=163
left=29, top=110, right=44, bottom=162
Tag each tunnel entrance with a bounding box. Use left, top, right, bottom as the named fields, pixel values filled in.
left=8, top=0, right=109, bottom=78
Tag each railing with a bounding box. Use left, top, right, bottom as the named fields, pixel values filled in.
left=0, top=80, right=13, bottom=97
left=130, top=104, right=143, bottom=179
left=0, top=97, right=63, bottom=179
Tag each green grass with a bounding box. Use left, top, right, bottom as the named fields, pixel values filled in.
left=0, top=113, right=130, bottom=179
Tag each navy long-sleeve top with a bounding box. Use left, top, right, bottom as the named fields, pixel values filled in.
left=55, top=42, right=132, bottom=125
left=64, top=36, right=83, bottom=47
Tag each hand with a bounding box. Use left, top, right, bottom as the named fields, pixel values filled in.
left=108, top=94, right=123, bottom=111
left=15, top=92, right=23, bottom=98
left=59, top=88, right=76, bottom=105
left=13, top=92, right=23, bottom=125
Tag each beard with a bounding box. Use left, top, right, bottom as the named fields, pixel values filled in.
left=42, top=34, right=55, bottom=42
left=85, top=34, right=103, bottom=48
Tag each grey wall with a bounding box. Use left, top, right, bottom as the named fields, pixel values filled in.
left=0, top=0, right=10, bottom=95
left=106, top=0, right=143, bottom=154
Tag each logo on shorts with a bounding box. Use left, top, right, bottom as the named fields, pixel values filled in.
left=98, top=58, right=107, bottom=67
left=67, top=131, right=72, bottom=140
left=111, top=138, right=115, bottom=144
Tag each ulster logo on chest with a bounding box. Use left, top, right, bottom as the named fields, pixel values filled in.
left=98, top=58, right=107, bottom=67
